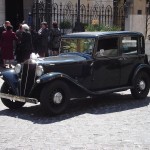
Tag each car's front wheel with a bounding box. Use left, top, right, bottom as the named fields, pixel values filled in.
left=40, top=80, right=70, bottom=115
left=1, top=82, right=25, bottom=109
left=131, top=72, right=150, bottom=99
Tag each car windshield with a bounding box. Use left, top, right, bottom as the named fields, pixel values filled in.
left=60, top=38, right=95, bottom=54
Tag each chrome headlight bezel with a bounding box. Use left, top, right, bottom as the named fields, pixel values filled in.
left=36, top=65, right=44, bottom=77
left=14, top=64, right=22, bottom=74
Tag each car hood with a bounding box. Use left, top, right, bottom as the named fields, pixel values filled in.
left=36, top=53, right=91, bottom=65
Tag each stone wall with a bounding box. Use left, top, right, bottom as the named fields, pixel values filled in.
left=0, top=0, right=5, bottom=25
left=125, top=15, right=146, bottom=36
left=125, top=0, right=146, bottom=35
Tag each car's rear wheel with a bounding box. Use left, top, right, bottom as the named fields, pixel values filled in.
left=131, top=72, right=150, bottom=99
left=1, top=82, right=25, bottom=109
left=40, top=80, right=70, bottom=115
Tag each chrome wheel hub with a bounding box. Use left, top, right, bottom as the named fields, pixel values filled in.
left=53, top=92, right=63, bottom=104
left=139, top=80, right=146, bottom=90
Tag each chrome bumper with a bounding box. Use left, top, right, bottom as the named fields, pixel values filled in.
left=0, top=92, right=38, bottom=104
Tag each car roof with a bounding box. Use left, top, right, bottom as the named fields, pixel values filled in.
left=62, top=31, right=143, bottom=38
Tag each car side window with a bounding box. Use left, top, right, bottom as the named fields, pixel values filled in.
left=96, top=37, right=118, bottom=57
left=121, top=36, right=138, bottom=55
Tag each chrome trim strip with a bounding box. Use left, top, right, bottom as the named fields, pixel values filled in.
left=0, top=93, right=38, bottom=104
left=33, top=65, right=37, bottom=87
left=24, top=62, right=29, bottom=95
left=29, top=64, right=37, bottom=96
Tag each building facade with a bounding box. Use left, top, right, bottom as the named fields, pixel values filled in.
left=125, top=0, right=147, bottom=36
left=0, top=0, right=148, bottom=37
left=0, top=0, right=5, bottom=25
left=0, top=0, right=34, bottom=30
left=0, top=0, right=114, bottom=30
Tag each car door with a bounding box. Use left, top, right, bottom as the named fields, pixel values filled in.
left=91, top=37, right=121, bottom=90
left=119, top=35, right=143, bottom=86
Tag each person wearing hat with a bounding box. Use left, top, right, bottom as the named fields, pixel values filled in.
left=37, top=22, right=49, bottom=57
left=0, top=21, right=11, bottom=65
left=50, top=21, right=61, bottom=56
left=1, top=25, right=18, bottom=68
left=19, top=24, right=32, bottom=62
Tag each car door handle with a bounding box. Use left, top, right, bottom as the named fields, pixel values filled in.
left=118, top=57, right=126, bottom=61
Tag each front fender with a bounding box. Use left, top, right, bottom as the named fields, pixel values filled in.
left=0, top=69, right=19, bottom=95
left=35, top=72, right=78, bottom=85
left=32, top=72, right=93, bottom=96
left=132, top=64, right=150, bottom=84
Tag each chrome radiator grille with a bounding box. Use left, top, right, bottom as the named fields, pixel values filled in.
left=20, top=62, right=37, bottom=96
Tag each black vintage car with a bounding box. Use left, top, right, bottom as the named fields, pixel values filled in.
left=0, top=31, right=150, bottom=115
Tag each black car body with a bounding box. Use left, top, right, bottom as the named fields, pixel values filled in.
left=0, top=31, right=150, bottom=115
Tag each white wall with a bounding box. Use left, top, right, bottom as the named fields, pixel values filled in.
left=0, top=0, right=5, bottom=25
left=90, top=0, right=113, bottom=7
left=125, top=15, right=146, bottom=36
left=125, top=14, right=150, bottom=56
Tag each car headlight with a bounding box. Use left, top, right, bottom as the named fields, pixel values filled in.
left=36, top=65, right=44, bottom=77
left=15, top=64, right=21, bottom=74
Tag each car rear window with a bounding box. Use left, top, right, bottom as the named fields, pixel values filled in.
left=121, top=36, right=138, bottom=55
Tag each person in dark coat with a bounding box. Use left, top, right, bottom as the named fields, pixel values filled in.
left=37, top=22, right=49, bottom=57
left=0, top=21, right=11, bottom=40
left=30, top=26, right=39, bottom=54
left=1, top=25, right=18, bottom=68
left=15, top=24, right=23, bottom=62
left=19, top=24, right=32, bottom=62
left=0, top=21, right=11, bottom=64
left=50, top=21, right=61, bottom=56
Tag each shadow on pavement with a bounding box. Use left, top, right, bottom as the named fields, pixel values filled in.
left=0, top=92, right=150, bottom=124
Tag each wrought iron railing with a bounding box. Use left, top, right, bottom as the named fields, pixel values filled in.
left=32, top=1, right=125, bottom=33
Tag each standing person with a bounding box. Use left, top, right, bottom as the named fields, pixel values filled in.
left=1, top=25, right=18, bottom=68
left=15, top=24, right=23, bottom=62
left=37, top=22, right=49, bottom=57
left=0, top=21, right=11, bottom=38
left=0, top=21, right=11, bottom=46
left=19, top=24, right=32, bottom=62
left=30, top=26, right=39, bottom=54
left=0, top=21, right=11, bottom=64
left=50, top=21, right=61, bottom=56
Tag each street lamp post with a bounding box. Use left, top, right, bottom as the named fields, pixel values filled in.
left=46, top=0, right=52, bottom=29
left=35, top=0, right=39, bottom=31
left=113, top=0, right=117, bottom=26
left=73, top=0, right=84, bottom=32
left=77, top=0, right=81, bottom=24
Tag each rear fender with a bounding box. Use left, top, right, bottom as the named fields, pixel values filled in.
left=0, top=70, right=19, bottom=95
left=132, top=64, right=150, bottom=84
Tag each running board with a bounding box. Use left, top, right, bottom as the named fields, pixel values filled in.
left=93, top=86, right=133, bottom=95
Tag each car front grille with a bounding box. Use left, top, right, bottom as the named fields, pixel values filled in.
left=20, top=61, right=37, bottom=96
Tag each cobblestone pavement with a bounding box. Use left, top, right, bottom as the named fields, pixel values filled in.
left=0, top=68, right=150, bottom=150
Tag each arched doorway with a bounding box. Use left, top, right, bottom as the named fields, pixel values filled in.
left=5, top=0, right=24, bottom=31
